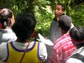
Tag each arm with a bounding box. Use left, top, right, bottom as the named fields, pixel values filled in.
left=48, top=42, right=63, bottom=63
left=39, top=42, right=48, bottom=62
left=0, top=42, right=7, bottom=63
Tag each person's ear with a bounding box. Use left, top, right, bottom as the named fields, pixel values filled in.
left=31, top=30, right=37, bottom=38
left=10, top=15, right=15, bottom=26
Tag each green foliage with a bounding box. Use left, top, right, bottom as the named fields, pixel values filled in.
left=34, top=5, right=54, bottom=36
left=70, top=3, right=84, bottom=26
left=9, top=0, right=29, bottom=15
left=0, top=0, right=84, bottom=36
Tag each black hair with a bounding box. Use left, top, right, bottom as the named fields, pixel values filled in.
left=0, top=8, right=13, bottom=28
left=58, top=15, right=71, bottom=33
left=12, top=13, right=36, bottom=42
left=70, top=26, right=84, bottom=42
left=56, top=3, right=65, bottom=11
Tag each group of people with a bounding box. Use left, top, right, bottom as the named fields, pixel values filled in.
left=0, top=8, right=47, bottom=63
left=0, top=3, right=83, bottom=63
left=48, top=4, right=84, bottom=63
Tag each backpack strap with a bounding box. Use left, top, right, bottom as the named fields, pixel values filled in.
left=19, top=42, right=30, bottom=63
left=71, top=53, right=84, bottom=62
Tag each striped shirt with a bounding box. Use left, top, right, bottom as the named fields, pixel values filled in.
left=48, top=33, right=76, bottom=63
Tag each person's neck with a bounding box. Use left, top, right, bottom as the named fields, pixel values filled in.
left=16, top=39, right=30, bottom=43
left=55, top=14, right=64, bottom=21
left=55, top=15, right=62, bottom=21
left=5, top=26, right=11, bottom=29
left=16, top=39, right=24, bottom=43
left=61, top=30, right=69, bottom=35
left=56, top=17, right=59, bottom=21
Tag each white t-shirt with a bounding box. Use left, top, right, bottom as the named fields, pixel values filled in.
left=66, top=47, right=84, bottom=63
left=0, top=28, right=17, bottom=43
left=0, top=41, right=47, bottom=63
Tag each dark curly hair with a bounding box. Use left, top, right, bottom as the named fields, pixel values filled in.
left=12, top=13, right=36, bottom=42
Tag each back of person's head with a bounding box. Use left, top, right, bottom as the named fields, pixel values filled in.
left=12, top=13, right=36, bottom=42
left=70, top=26, right=84, bottom=45
left=0, top=8, right=14, bottom=29
left=58, top=15, right=72, bottom=34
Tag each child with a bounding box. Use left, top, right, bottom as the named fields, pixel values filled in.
left=0, top=13, right=47, bottom=63
left=66, top=26, right=84, bottom=63
left=49, top=4, right=65, bottom=42
left=47, top=4, right=66, bottom=59
left=48, top=15, right=76, bottom=63
left=0, top=8, right=17, bottom=42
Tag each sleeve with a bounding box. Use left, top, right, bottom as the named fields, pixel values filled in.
left=49, top=21, right=56, bottom=42
left=49, top=21, right=62, bottom=42
left=48, top=43, right=63, bottom=63
left=39, top=42, right=48, bottom=60
left=2, top=32, right=17, bottom=42
left=0, top=42, right=7, bottom=61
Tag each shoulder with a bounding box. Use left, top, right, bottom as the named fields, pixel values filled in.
left=31, top=41, right=46, bottom=49
left=38, top=42, right=47, bottom=53
left=54, top=33, right=70, bottom=44
left=36, top=42, right=47, bottom=60
left=38, top=42, right=46, bottom=48
left=50, top=19, right=57, bottom=26
left=54, top=33, right=71, bottom=50
left=2, top=29, right=17, bottom=42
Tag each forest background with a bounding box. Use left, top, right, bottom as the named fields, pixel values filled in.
left=1, top=0, right=84, bottom=36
